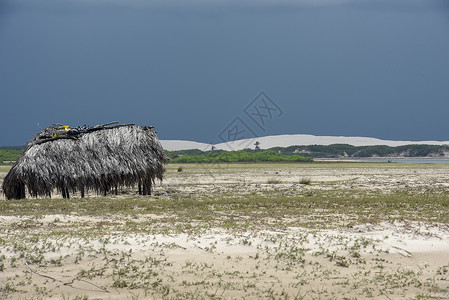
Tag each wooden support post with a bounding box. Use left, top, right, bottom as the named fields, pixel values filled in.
left=142, top=179, right=152, bottom=195
left=142, top=182, right=147, bottom=196
left=147, top=180, right=152, bottom=196
left=62, top=187, right=67, bottom=199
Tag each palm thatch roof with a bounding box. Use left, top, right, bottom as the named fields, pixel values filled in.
left=2, top=123, right=169, bottom=199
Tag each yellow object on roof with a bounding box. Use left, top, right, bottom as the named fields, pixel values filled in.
left=59, top=125, right=71, bottom=132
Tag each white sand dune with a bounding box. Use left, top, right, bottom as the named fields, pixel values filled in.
left=161, top=134, right=449, bottom=151
left=160, top=140, right=212, bottom=151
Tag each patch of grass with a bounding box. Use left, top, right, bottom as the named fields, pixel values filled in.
left=171, top=150, right=313, bottom=163
left=299, top=178, right=311, bottom=185
left=0, top=165, right=12, bottom=172
left=61, top=295, right=89, bottom=300
left=1, top=188, right=448, bottom=232
left=267, top=179, right=281, bottom=184
left=1, top=163, right=448, bottom=299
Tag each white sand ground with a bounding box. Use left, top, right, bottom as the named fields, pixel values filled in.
left=1, top=164, right=449, bottom=298
left=161, top=134, right=449, bottom=151
left=0, top=216, right=448, bottom=299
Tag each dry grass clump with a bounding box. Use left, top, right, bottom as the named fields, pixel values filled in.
left=299, top=178, right=312, bottom=185
left=267, top=179, right=281, bottom=184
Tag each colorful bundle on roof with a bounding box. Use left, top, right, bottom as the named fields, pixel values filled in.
left=2, top=122, right=169, bottom=199
left=29, top=121, right=135, bottom=148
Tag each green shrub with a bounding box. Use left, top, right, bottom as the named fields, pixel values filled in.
left=299, top=178, right=311, bottom=185
left=0, top=149, right=22, bottom=163
left=171, top=150, right=313, bottom=163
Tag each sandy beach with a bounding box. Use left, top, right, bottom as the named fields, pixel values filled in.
left=1, top=162, right=448, bottom=299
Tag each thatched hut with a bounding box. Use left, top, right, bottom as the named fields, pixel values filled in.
left=2, top=123, right=169, bottom=199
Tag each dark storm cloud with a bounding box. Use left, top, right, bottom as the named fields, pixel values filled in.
left=4, top=0, right=445, bottom=12
left=0, top=0, right=448, bottom=146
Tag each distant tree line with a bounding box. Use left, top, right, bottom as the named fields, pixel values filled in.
left=165, top=144, right=449, bottom=163
left=0, top=149, right=23, bottom=164
left=2, top=143, right=448, bottom=164
left=270, top=144, right=449, bottom=158
left=168, top=150, right=313, bottom=163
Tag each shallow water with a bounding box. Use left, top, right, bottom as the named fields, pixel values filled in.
left=354, top=158, right=449, bottom=164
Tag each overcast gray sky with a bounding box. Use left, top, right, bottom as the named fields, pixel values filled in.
left=1, top=0, right=448, bottom=146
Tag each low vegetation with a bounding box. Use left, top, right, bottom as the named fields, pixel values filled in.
left=169, top=150, right=313, bottom=163
left=1, top=162, right=449, bottom=299
left=166, top=144, right=449, bottom=160
left=2, top=143, right=448, bottom=165
left=1, top=188, right=447, bottom=226
left=0, top=149, right=23, bottom=164
left=271, top=144, right=449, bottom=158
left=299, top=177, right=311, bottom=185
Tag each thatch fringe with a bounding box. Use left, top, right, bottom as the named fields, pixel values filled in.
left=2, top=125, right=169, bottom=199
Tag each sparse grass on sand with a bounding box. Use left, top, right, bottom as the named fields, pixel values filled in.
left=299, top=177, right=312, bottom=185
left=0, top=162, right=449, bottom=299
